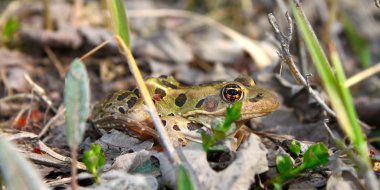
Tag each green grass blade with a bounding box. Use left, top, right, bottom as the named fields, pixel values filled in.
left=291, top=1, right=364, bottom=150
left=107, top=0, right=130, bottom=47
left=64, top=58, right=90, bottom=148
left=0, top=138, right=49, bottom=190
left=177, top=165, right=196, bottom=190
left=330, top=45, right=365, bottom=147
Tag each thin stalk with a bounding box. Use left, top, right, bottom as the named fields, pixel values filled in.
left=115, top=35, right=181, bottom=165
left=70, top=147, right=78, bottom=190
left=42, top=0, right=52, bottom=30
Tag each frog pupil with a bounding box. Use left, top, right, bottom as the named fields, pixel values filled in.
left=227, top=89, right=238, bottom=95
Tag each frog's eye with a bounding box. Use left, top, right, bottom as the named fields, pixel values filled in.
left=221, top=83, right=244, bottom=103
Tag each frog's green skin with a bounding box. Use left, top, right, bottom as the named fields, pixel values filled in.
left=92, top=75, right=279, bottom=146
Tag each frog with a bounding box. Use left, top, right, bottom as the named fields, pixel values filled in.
left=92, top=75, right=279, bottom=146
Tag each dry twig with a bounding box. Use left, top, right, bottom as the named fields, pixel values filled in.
left=268, top=13, right=335, bottom=117
left=38, top=106, right=65, bottom=138
left=24, top=74, right=57, bottom=113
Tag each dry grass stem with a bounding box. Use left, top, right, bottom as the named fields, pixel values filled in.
left=80, top=39, right=112, bottom=61
left=115, top=35, right=181, bottom=165
left=0, top=93, right=38, bottom=104
left=345, top=62, right=380, bottom=87
left=44, top=47, right=65, bottom=78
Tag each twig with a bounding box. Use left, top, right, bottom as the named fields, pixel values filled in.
left=115, top=35, right=181, bottom=165
left=24, top=74, right=57, bottom=113
left=126, top=9, right=273, bottom=69
left=0, top=93, right=38, bottom=104
left=4, top=131, right=38, bottom=140
left=345, top=62, right=380, bottom=87
left=44, top=46, right=65, bottom=78
left=268, top=13, right=336, bottom=117
left=38, top=141, right=86, bottom=169
left=38, top=106, right=65, bottom=138
left=46, top=177, right=71, bottom=187
left=26, top=152, right=72, bottom=168
left=4, top=131, right=86, bottom=169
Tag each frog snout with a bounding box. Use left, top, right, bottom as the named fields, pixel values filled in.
left=266, top=92, right=280, bottom=112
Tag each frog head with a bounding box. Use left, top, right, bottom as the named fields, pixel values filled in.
left=182, top=75, right=279, bottom=123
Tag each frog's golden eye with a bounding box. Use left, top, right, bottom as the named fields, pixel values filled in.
left=221, top=83, right=244, bottom=103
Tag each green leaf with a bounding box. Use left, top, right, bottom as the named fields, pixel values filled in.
left=0, top=138, right=49, bottom=190
left=301, top=143, right=329, bottom=169
left=289, top=140, right=301, bottom=156
left=276, top=155, right=294, bottom=175
left=177, top=165, right=195, bottom=190
left=107, top=0, right=130, bottom=47
left=83, top=144, right=105, bottom=183
left=222, top=101, right=242, bottom=130
left=202, top=101, right=242, bottom=151
left=64, top=59, right=90, bottom=148
left=2, top=17, right=19, bottom=43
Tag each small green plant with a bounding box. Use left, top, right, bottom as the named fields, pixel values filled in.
left=289, top=140, right=301, bottom=156
left=202, top=101, right=242, bottom=152
left=1, top=17, right=19, bottom=44
left=83, top=144, right=106, bottom=183
left=272, top=142, right=329, bottom=189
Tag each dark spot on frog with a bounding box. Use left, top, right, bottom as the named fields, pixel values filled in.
left=234, top=77, right=251, bottom=87
left=175, top=93, right=187, bottom=107
left=195, top=99, right=205, bottom=108
left=105, top=103, right=113, bottom=109
left=155, top=88, right=166, bottom=98
left=162, top=80, right=178, bottom=89
left=178, top=138, right=184, bottom=143
left=204, top=97, right=219, bottom=112
left=117, top=91, right=131, bottom=101
left=249, top=93, right=263, bottom=102
left=127, top=97, right=138, bottom=108
left=159, top=75, right=168, bottom=79
left=168, top=113, right=175, bottom=116
left=118, top=107, right=126, bottom=114
left=133, top=88, right=140, bottom=97
left=161, top=120, right=167, bottom=126
left=187, top=123, right=200, bottom=131
left=173, top=125, right=180, bottom=131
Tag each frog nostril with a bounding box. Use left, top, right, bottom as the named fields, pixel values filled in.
left=249, top=93, right=263, bottom=103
